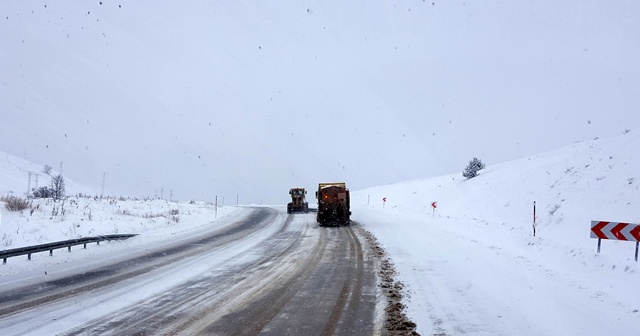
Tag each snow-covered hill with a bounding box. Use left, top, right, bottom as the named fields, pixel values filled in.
left=352, top=130, right=640, bottom=335
left=0, top=151, right=93, bottom=197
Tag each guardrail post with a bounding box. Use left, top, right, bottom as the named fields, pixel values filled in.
left=1, top=234, right=137, bottom=264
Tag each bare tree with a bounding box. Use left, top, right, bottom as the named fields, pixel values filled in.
left=43, top=164, right=52, bottom=175
left=50, top=174, right=66, bottom=200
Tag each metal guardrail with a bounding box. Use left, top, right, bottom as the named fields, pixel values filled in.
left=1, top=234, right=138, bottom=264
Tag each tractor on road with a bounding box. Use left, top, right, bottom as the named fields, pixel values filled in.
left=287, top=188, right=309, bottom=213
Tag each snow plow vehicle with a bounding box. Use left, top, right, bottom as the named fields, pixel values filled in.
left=287, top=188, right=309, bottom=213
left=315, top=182, right=350, bottom=226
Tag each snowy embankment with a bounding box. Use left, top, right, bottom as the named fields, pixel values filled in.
left=0, top=196, right=242, bottom=278
left=0, top=153, right=242, bottom=278
left=1, top=153, right=238, bottom=250
left=352, top=131, right=640, bottom=336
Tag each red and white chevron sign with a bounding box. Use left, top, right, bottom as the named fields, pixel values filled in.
left=591, top=221, right=640, bottom=241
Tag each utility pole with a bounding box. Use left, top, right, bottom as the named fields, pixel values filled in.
left=27, top=171, right=32, bottom=197
left=100, top=172, right=106, bottom=198
left=59, top=161, right=63, bottom=176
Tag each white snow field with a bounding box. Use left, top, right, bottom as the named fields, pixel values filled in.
left=352, top=131, right=640, bottom=335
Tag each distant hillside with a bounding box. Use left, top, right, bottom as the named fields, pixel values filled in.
left=355, top=130, right=640, bottom=226
left=0, top=151, right=95, bottom=197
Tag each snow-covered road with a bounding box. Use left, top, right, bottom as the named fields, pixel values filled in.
left=0, top=207, right=381, bottom=335
left=0, top=207, right=280, bottom=334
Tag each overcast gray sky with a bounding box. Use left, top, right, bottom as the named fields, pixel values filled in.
left=2, top=1, right=639, bottom=204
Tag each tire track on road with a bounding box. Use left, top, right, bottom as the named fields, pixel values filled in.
left=193, top=218, right=327, bottom=335
left=13, top=210, right=381, bottom=335
left=325, top=226, right=367, bottom=336
left=63, top=208, right=292, bottom=335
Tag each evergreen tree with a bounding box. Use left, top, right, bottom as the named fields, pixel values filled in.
left=462, top=157, right=486, bottom=179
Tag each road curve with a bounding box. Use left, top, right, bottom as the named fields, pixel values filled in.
left=0, top=207, right=382, bottom=335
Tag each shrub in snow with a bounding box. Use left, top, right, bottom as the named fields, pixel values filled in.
left=32, top=186, right=55, bottom=198
left=462, top=157, right=486, bottom=179
left=2, top=196, right=31, bottom=211
left=1, top=233, right=12, bottom=247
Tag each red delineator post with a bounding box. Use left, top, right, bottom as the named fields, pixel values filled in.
left=533, top=201, right=536, bottom=236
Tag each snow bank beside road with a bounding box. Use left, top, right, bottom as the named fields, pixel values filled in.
left=1, top=197, right=239, bottom=249
left=0, top=197, right=242, bottom=279
left=352, top=132, right=640, bottom=336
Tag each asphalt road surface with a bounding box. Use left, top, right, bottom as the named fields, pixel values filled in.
left=0, top=207, right=382, bottom=335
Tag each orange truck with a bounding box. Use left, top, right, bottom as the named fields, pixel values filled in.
left=315, top=182, right=350, bottom=226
